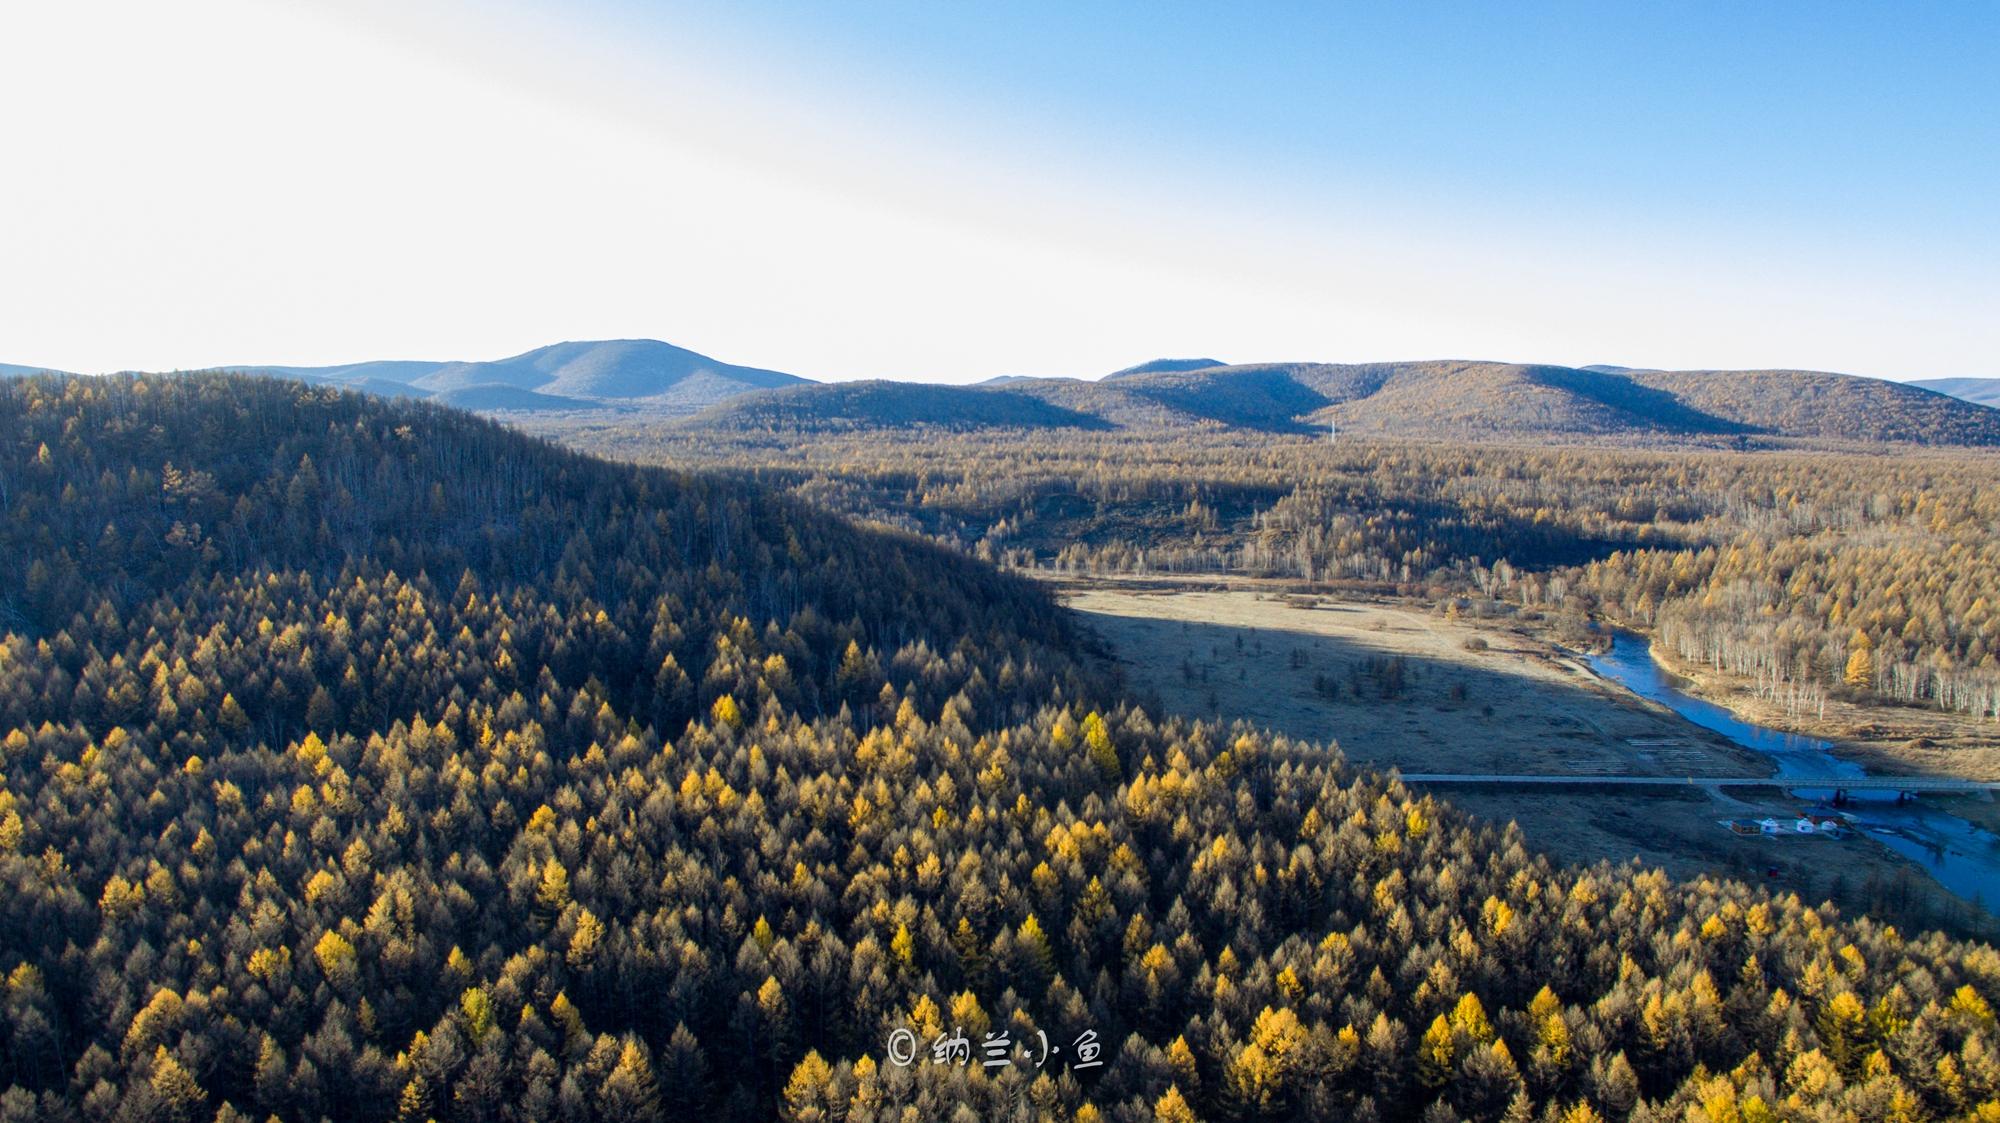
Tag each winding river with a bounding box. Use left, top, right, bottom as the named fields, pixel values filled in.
left=1587, top=631, right=2000, bottom=914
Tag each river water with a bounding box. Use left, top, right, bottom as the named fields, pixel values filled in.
left=1587, top=631, right=2000, bottom=914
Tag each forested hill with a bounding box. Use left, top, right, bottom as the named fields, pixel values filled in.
left=0, top=375, right=1078, bottom=720
left=1621, top=369, right=2000, bottom=446
left=7, top=374, right=2000, bottom=1122
left=682, top=380, right=1114, bottom=432
left=666, top=361, right=2000, bottom=446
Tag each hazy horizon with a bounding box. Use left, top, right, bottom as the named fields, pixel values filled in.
left=0, top=340, right=1986, bottom=387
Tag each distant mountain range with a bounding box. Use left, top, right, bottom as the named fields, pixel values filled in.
left=0, top=340, right=807, bottom=415
left=689, top=359, right=2000, bottom=446
left=242, top=339, right=806, bottom=413
left=6, top=346, right=1996, bottom=446
left=1910, top=378, right=2000, bottom=408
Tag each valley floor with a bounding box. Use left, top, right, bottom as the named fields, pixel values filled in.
left=1059, top=578, right=1990, bottom=934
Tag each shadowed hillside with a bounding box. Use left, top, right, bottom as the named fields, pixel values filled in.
left=991, top=377, right=1217, bottom=429
left=1293, top=362, right=1752, bottom=439
left=682, top=379, right=1114, bottom=432
left=1115, top=365, right=1335, bottom=431
left=1627, top=369, right=2000, bottom=444
left=430, top=384, right=602, bottom=412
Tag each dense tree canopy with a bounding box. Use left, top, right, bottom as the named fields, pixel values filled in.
left=544, top=425, right=2000, bottom=720
left=4, top=377, right=2000, bottom=1122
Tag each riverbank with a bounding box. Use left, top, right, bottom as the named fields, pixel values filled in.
left=1586, top=629, right=2000, bottom=925
left=1603, top=626, right=2000, bottom=843
left=1056, top=580, right=1993, bottom=936
left=1635, top=635, right=2000, bottom=784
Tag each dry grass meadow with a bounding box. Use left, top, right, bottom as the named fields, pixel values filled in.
left=1061, top=581, right=1966, bottom=920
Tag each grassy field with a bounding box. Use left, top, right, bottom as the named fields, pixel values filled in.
left=1066, top=584, right=1759, bottom=776
left=1062, top=580, right=1981, bottom=931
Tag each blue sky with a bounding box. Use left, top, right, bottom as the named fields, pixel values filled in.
left=649, top=0, right=1995, bottom=260
left=2, top=0, right=1993, bottom=380
left=653, top=1, right=1993, bottom=216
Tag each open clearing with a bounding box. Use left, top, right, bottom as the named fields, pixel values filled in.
left=1062, top=582, right=1975, bottom=928
left=1063, top=585, right=1759, bottom=777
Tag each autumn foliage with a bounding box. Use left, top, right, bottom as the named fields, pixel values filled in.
left=2, top=377, right=1999, bottom=1121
